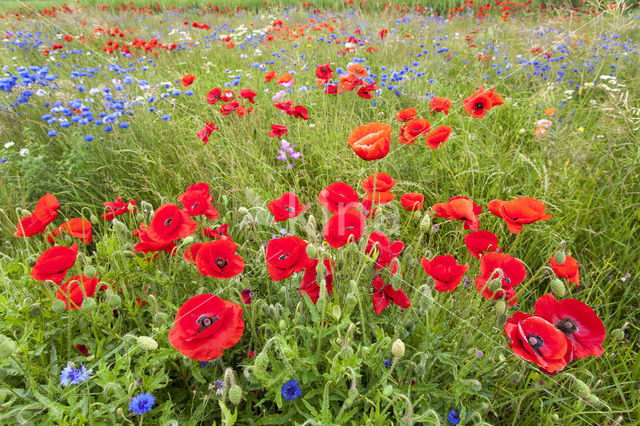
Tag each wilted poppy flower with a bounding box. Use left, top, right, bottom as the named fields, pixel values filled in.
left=265, top=70, right=278, bottom=82
left=323, top=209, right=365, bottom=248
left=372, top=275, right=411, bottom=315
left=148, top=203, right=197, bottom=242
left=299, top=258, right=333, bottom=303
left=475, top=252, right=526, bottom=305
left=207, top=88, right=221, bottom=104
left=15, top=193, right=60, bottom=237
left=400, top=193, right=424, bottom=211
left=269, top=124, right=288, bottom=138
left=168, top=294, right=244, bottom=361
left=316, top=63, right=333, bottom=80
left=549, top=255, right=580, bottom=286
left=425, top=125, right=452, bottom=150
left=59, top=218, right=92, bottom=244
left=504, top=312, right=572, bottom=374
left=366, top=232, right=403, bottom=270
left=318, top=182, right=360, bottom=214
left=267, top=192, right=310, bottom=222
left=396, top=108, right=417, bottom=122
left=102, top=196, right=136, bottom=221
left=534, top=293, right=605, bottom=359
left=196, top=239, right=245, bottom=279
left=488, top=197, right=552, bottom=234
left=56, top=274, right=100, bottom=310
left=421, top=255, right=469, bottom=293
left=177, top=188, right=219, bottom=220
left=197, top=122, right=218, bottom=145
left=432, top=196, right=482, bottom=231
left=464, top=230, right=500, bottom=258
left=348, top=122, right=391, bottom=161
left=265, top=236, right=309, bottom=281
left=241, top=288, right=253, bottom=306
left=239, top=88, right=256, bottom=103
left=31, top=243, right=78, bottom=284
left=429, top=97, right=452, bottom=115
left=181, top=74, right=195, bottom=87
left=184, top=242, right=204, bottom=264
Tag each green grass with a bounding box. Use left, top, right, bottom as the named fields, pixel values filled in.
left=0, top=2, right=638, bottom=425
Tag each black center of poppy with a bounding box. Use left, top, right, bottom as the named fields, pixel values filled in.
left=527, top=334, right=544, bottom=355
left=475, top=102, right=484, bottom=110
left=345, top=226, right=355, bottom=230
left=556, top=318, right=578, bottom=335
left=504, top=278, right=511, bottom=285
left=191, top=202, right=199, bottom=210
left=196, top=314, right=219, bottom=332
left=284, top=206, right=295, bottom=213
left=215, top=257, right=228, bottom=270
left=278, top=253, right=289, bottom=261
left=321, top=66, right=327, bottom=72
left=164, top=218, right=173, bottom=227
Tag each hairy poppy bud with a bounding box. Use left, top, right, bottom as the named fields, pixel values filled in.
left=487, top=277, right=503, bottom=293
left=135, top=212, right=145, bottom=222
left=463, top=333, right=474, bottom=346
left=183, top=236, right=194, bottom=245
left=306, top=215, right=317, bottom=240
left=419, top=213, right=431, bottom=231
left=25, top=254, right=37, bottom=267
left=0, top=335, right=16, bottom=358
left=550, top=278, right=565, bottom=298
left=278, top=319, right=286, bottom=331
left=141, top=201, right=153, bottom=213
left=83, top=264, right=97, bottom=278
left=305, top=244, right=317, bottom=259
left=392, top=339, right=405, bottom=358
left=510, top=371, right=522, bottom=383
left=52, top=299, right=66, bottom=313
left=253, top=352, right=268, bottom=375
left=572, top=378, right=591, bottom=398
left=332, top=305, right=341, bottom=321
left=470, top=379, right=482, bottom=392
left=127, top=203, right=136, bottom=213
left=238, top=207, right=249, bottom=215
left=550, top=413, right=560, bottom=422
left=229, top=385, right=242, bottom=405
left=382, top=385, right=393, bottom=397
left=82, top=297, right=97, bottom=311
left=610, top=328, right=625, bottom=341
left=360, top=346, right=369, bottom=356
left=553, top=251, right=567, bottom=265
left=348, top=387, right=358, bottom=400
left=495, top=300, right=506, bottom=314
left=90, top=214, right=99, bottom=224
left=106, top=290, right=121, bottom=308
left=585, top=393, right=602, bottom=407
left=113, top=220, right=128, bottom=234
left=345, top=292, right=357, bottom=307
left=137, top=336, right=158, bottom=350
left=30, top=303, right=42, bottom=317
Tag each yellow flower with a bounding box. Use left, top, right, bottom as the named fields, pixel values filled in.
left=578, top=127, right=584, bottom=132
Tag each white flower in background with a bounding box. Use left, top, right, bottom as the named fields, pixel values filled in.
left=4, top=142, right=14, bottom=149
left=19, top=148, right=29, bottom=157
left=36, top=89, right=46, bottom=97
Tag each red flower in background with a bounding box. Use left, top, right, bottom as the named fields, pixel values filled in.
left=168, top=294, right=244, bottom=361
left=429, top=96, right=452, bottom=115
left=475, top=252, right=526, bottom=305
left=148, top=203, right=197, bottom=241
left=421, top=254, right=469, bottom=293
left=379, top=28, right=388, bottom=39
left=398, top=117, right=431, bottom=145
left=425, top=125, right=452, bottom=150
left=318, top=182, right=359, bottom=214
left=361, top=172, right=396, bottom=205
left=534, top=293, right=605, bottom=359
left=202, top=223, right=231, bottom=240
left=184, top=243, right=204, bottom=264
left=265, top=70, right=278, bottom=82
left=178, top=184, right=219, bottom=220
left=348, top=123, right=390, bottom=161
left=464, top=230, right=500, bottom=258
left=181, top=74, right=195, bottom=87
left=15, top=193, right=60, bottom=237
left=31, top=243, right=78, bottom=284
left=102, top=196, right=136, bottom=221
left=133, top=223, right=178, bottom=256
left=196, top=239, right=245, bottom=279
left=265, top=236, right=309, bottom=281
left=197, top=122, right=218, bottom=145
left=396, top=108, right=417, bottom=122
left=400, top=193, right=424, bottom=211
left=316, top=63, right=334, bottom=81
left=365, top=231, right=404, bottom=270
left=357, top=82, right=378, bottom=99
left=289, top=105, right=309, bottom=120
left=323, top=209, right=365, bottom=248
left=432, top=196, right=482, bottom=231
left=372, top=275, right=411, bottom=315
left=325, top=84, right=338, bottom=95
left=549, top=255, right=580, bottom=286
left=239, top=88, right=256, bottom=103
left=55, top=218, right=93, bottom=244
left=269, top=124, right=288, bottom=138
left=299, top=258, right=333, bottom=303
left=463, top=90, right=493, bottom=118
left=504, top=312, right=572, bottom=374
left=56, top=274, right=100, bottom=310
left=207, top=88, right=221, bottom=104
left=267, top=192, right=309, bottom=222
left=488, top=197, right=552, bottom=234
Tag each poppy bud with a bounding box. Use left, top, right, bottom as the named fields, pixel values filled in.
left=585, top=393, right=602, bottom=407
left=361, top=346, right=369, bottom=356
left=122, top=250, right=136, bottom=258
left=550, top=278, right=565, bottom=298
left=610, top=328, right=625, bottom=341
left=82, top=297, right=97, bottom=311
left=127, top=203, right=136, bottom=213
left=153, top=312, right=168, bottom=325
left=382, top=384, right=393, bottom=397
left=29, top=302, right=42, bottom=317
left=466, top=347, right=477, bottom=357
left=345, top=292, right=357, bottom=307
left=487, top=277, right=503, bottom=293
left=305, top=244, right=317, bottom=259
left=332, top=305, right=341, bottom=321
left=278, top=319, right=286, bottom=331
left=495, top=300, right=506, bottom=314
left=135, top=212, right=145, bottom=222
left=183, top=236, right=194, bottom=245
left=572, top=378, right=591, bottom=398
left=141, top=201, right=153, bottom=213
left=510, top=371, right=522, bottom=383
left=306, top=215, right=317, bottom=240
left=253, top=352, right=268, bottom=375
left=419, top=213, right=431, bottom=231
left=0, top=335, right=16, bottom=358
left=470, top=379, right=482, bottom=392
left=392, top=339, right=405, bottom=358
left=52, top=299, right=66, bottom=313
left=113, top=220, right=128, bottom=234
left=64, top=234, right=73, bottom=244
left=106, top=290, right=121, bottom=308
left=335, top=337, right=343, bottom=345
left=550, top=413, right=560, bottom=422
left=137, top=336, right=158, bottom=350
left=83, top=264, right=97, bottom=278
left=390, top=272, right=402, bottom=291
left=90, top=214, right=98, bottom=224
left=463, top=334, right=473, bottom=346
left=229, top=384, right=242, bottom=405
left=553, top=250, right=567, bottom=264
left=238, top=207, right=249, bottom=215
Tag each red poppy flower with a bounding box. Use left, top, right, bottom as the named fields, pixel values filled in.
left=379, top=28, right=388, bottom=39
left=196, top=239, right=245, bottom=279
left=429, top=96, right=452, bottom=115
left=464, top=230, right=500, bottom=258
left=366, top=232, right=404, bottom=270
left=318, top=182, right=360, bottom=214
left=348, top=122, right=391, bottom=161
left=372, top=275, right=411, bottom=315
left=316, top=63, right=333, bottom=80
left=475, top=252, right=526, bottom=305
left=265, top=236, right=309, bottom=281
left=273, top=100, right=292, bottom=111
left=31, top=243, right=78, bottom=284
left=181, top=74, right=195, bottom=87
left=325, top=84, right=338, bottom=95
left=147, top=203, right=198, bottom=241
left=277, top=72, right=294, bottom=85
left=184, top=243, right=204, bottom=264
left=299, top=258, right=333, bottom=303
left=241, top=288, right=253, bottom=306
left=58, top=218, right=92, bottom=244
left=56, top=274, right=100, bottom=310
left=400, top=117, right=431, bottom=145
left=177, top=188, right=219, bottom=220
left=269, top=124, right=288, bottom=138
left=396, top=108, right=417, bottom=122
left=197, top=122, right=218, bottom=145
left=202, top=223, right=231, bottom=240
left=549, top=255, right=580, bottom=286
left=289, top=105, right=309, bottom=120
left=239, top=88, right=256, bottom=103
left=207, top=88, right=221, bottom=104
left=265, top=70, right=278, bottom=82
left=432, top=196, right=482, bottom=231
left=400, top=193, right=424, bottom=211
left=425, top=125, right=452, bottom=150
left=361, top=172, right=396, bottom=194
left=168, top=294, right=244, bottom=361
left=534, top=293, right=605, bottom=359
left=101, top=196, right=136, bottom=221
left=267, top=192, right=310, bottom=222
left=357, top=82, right=378, bottom=99
left=15, top=193, right=60, bottom=237
left=133, top=223, right=178, bottom=255
left=221, top=90, right=235, bottom=102
left=220, top=101, right=239, bottom=115
left=488, top=197, right=552, bottom=234
left=421, top=255, right=469, bottom=293
left=485, top=86, right=504, bottom=107
left=462, top=91, right=493, bottom=118
left=323, top=209, right=365, bottom=248
left=504, top=312, right=572, bottom=374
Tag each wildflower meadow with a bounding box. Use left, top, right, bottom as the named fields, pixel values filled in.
left=0, top=0, right=638, bottom=424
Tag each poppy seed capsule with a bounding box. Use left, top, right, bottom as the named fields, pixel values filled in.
left=137, top=336, right=158, bottom=350
left=553, top=251, right=567, bottom=264
left=550, top=278, right=565, bottom=298
left=229, top=385, right=242, bottom=405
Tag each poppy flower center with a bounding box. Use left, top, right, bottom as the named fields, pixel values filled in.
left=283, top=206, right=295, bottom=213
left=556, top=318, right=578, bottom=335
left=164, top=218, right=173, bottom=227
left=475, top=102, right=484, bottom=110
left=527, top=334, right=544, bottom=354
left=321, top=66, right=327, bottom=72
left=345, top=226, right=355, bottom=230
left=196, top=314, right=219, bottom=332
left=215, top=257, right=228, bottom=270
left=278, top=253, right=289, bottom=261
left=191, top=202, right=199, bottom=210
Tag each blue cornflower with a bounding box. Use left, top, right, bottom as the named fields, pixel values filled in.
left=447, top=409, right=467, bottom=425
left=129, top=392, right=155, bottom=415
left=84, top=135, right=94, bottom=142
left=59, top=363, right=92, bottom=387
left=47, top=130, right=57, bottom=137
left=384, top=357, right=392, bottom=369
left=161, top=114, right=171, bottom=121
left=281, top=380, right=302, bottom=400
left=119, top=122, right=129, bottom=128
